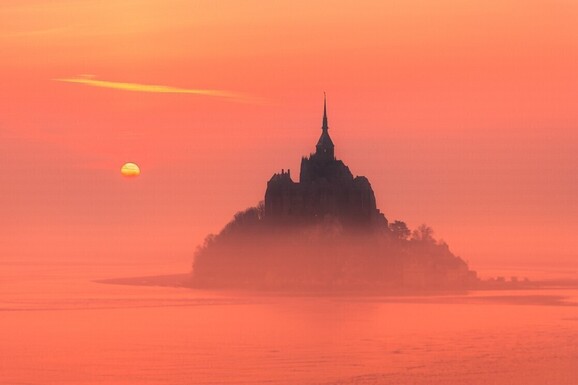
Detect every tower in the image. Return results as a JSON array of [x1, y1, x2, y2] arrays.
[[266, 95, 384, 226], [315, 93, 335, 160]]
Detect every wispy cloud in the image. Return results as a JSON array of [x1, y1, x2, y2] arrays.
[[54, 75, 253, 102]]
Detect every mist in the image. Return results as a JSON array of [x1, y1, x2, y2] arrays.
[[192, 203, 476, 291]]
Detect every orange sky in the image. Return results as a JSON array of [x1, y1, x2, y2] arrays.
[[1, 0, 577, 271]]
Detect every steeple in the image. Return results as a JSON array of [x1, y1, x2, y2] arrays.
[[322, 92, 328, 130], [315, 93, 335, 159]]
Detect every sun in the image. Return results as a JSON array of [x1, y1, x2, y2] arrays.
[[121, 162, 140, 177]]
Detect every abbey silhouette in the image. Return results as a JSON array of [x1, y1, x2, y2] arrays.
[[192, 96, 477, 290], [265, 95, 387, 227]]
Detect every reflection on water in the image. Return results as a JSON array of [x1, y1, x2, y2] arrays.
[[1, 260, 577, 385]]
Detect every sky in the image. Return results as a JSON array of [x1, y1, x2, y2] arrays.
[[1, 0, 577, 271]]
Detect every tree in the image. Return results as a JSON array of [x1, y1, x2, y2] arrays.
[[411, 224, 435, 243], [219, 204, 264, 237], [256, 201, 265, 220], [389, 220, 411, 240]]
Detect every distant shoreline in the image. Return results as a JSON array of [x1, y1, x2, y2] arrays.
[[95, 274, 193, 288], [95, 273, 578, 295]]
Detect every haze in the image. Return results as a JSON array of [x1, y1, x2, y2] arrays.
[[1, 0, 577, 271], [2, 2, 578, 384]]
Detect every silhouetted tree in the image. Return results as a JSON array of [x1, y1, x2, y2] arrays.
[[389, 220, 411, 240], [411, 224, 435, 243], [256, 201, 265, 220], [219, 204, 265, 237]]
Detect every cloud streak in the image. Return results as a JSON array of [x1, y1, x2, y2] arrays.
[[54, 76, 251, 101]]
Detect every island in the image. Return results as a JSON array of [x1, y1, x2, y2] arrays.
[[192, 97, 479, 291]]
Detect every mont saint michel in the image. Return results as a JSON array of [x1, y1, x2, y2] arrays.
[[192, 98, 478, 290], [264, 97, 386, 228]]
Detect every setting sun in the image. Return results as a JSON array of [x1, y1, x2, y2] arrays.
[[120, 162, 140, 177]]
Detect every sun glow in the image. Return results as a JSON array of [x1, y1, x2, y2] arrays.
[[121, 162, 140, 177]]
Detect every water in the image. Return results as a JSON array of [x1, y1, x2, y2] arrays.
[[1, 259, 578, 385]]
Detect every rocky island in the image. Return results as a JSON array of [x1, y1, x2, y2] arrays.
[[192, 97, 478, 291]]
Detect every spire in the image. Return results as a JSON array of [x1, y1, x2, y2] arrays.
[[316, 93, 335, 159], [322, 92, 328, 131]]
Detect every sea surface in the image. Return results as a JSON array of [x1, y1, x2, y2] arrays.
[[1, 258, 578, 385]]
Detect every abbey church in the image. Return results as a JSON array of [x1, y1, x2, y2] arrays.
[[265, 97, 387, 227], [192, 97, 477, 290]]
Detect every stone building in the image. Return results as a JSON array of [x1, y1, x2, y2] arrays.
[[264, 97, 387, 227]]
